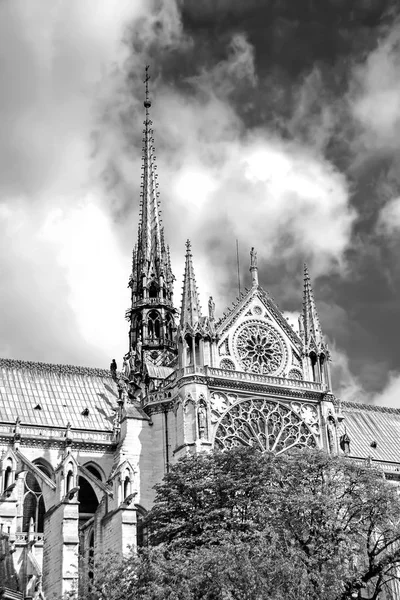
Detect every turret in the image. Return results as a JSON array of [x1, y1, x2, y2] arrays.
[[177, 241, 218, 369]]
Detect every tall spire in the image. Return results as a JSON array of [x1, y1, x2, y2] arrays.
[[302, 263, 324, 349], [130, 66, 174, 305], [180, 240, 201, 327], [126, 67, 177, 373]]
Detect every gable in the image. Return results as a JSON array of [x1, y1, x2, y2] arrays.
[[216, 287, 303, 379]]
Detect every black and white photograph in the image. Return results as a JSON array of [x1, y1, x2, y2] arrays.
[[2, 1, 400, 598]]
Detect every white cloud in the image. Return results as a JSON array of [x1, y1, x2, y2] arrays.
[[0, 0, 356, 367], [372, 372, 400, 408], [349, 22, 400, 154], [377, 196, 400, 233], [330, 344, 366, 404]]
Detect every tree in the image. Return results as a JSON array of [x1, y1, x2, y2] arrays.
[[87, 447, 400, 600]]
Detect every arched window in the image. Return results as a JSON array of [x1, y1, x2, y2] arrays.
[[319, 353, 326, 384], [149, 282, 158, 299], [148, 311, 161, 340], [66, 469, 74, 494], [3, 466, 12, 492], [78, 477, 99, 527], [124, 476, 130, 500], [136, 506, 148, 548], [22, 473, 45, 533], [309, 351, 318, 381], [165, 315, 174, 341]]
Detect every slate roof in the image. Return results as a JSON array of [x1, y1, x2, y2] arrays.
[[145, 362, 175, 380], [0, 358, 119, 431], [342, 401, 400, 464]]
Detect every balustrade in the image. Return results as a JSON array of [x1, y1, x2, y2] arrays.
[[177, 365, 322, 392]]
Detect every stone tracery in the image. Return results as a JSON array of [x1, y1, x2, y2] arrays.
[[234, 321, 285, 375], [215, 398, 317, 454]]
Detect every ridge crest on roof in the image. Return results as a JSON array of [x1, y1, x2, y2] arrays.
[[340, 399, 400, 415], [0, 358, 113, 379]]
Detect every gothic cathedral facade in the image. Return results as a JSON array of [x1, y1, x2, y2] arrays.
[[1, 77, 400, 600]]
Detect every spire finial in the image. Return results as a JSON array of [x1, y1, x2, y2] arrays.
[[181, 240, 201, 327], [249, 247, 259, 287], [302, 262, 323, 347], [144, 65, 151, 110]]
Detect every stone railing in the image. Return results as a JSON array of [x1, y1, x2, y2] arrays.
[[177, 366, 323, 393], [13, 532, 44, 544]]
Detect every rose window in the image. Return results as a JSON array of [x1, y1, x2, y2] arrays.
[[215, 398, 317, 454], [234, 322, 285, 375]]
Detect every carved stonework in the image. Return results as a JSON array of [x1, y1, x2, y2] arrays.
[[218, 339, 230, 357], [219, 358, 235, 371], [214, 398, 317, 453], [233, 321, 286, 375], [291, 353, 302, 369], [290, 402, 319, 436], [210, 392, 237, 423], [288, 368, 303, 381]]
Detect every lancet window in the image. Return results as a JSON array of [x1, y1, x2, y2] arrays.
[[148, 310, 161, 340], [22, 472, 45, 533]]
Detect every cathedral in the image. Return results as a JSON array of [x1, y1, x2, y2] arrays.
[[1, 75, 400, 600]]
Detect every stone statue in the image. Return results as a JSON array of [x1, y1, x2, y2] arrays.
[[198, 404, 208, 440], [122, 354, 131, 380], [208, 296, 215, 320], [110, 359, 117, 379], [250, 247, 257, 268], [136, 335, 142, 361], [117, 378, 128, 403]]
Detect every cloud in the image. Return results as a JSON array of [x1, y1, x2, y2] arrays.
[[0, 0, 152, 365], [0, 0, 356, 369], [377, 195, 400, 233], [349, 20, 400, 156], [330, 344, 366, 404], [372, 371, 400, 408]]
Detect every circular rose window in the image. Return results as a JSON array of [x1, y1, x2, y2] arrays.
[[233, 321, 285, 375]]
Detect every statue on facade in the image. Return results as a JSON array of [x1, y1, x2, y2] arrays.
[[122, 354, 131, 380], [117, 378, 128, 404], [198, 403, 208, 440], [110, 359, 117, 380], [136, 335, 143, 365], [208, 296, 215, 320]]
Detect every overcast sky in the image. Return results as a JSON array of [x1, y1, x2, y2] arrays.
[[1, 0, 400, 407]]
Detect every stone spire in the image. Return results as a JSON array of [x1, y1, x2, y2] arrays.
[[131, 66, 174, 305], [180, 240, 201, 327], [125, 67, 177, 372], [302, 263, 324, 349]]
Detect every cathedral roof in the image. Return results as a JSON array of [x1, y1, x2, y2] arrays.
[[0, 358, 118, 431], [342, 400, 400, 464]]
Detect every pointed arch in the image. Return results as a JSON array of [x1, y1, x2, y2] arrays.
[[22, 472, 45, 533]]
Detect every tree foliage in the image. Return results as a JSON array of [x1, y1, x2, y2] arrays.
[[87, 448, 400, 600]]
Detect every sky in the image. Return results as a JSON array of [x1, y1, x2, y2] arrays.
[[1, 0, 400, 407]]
